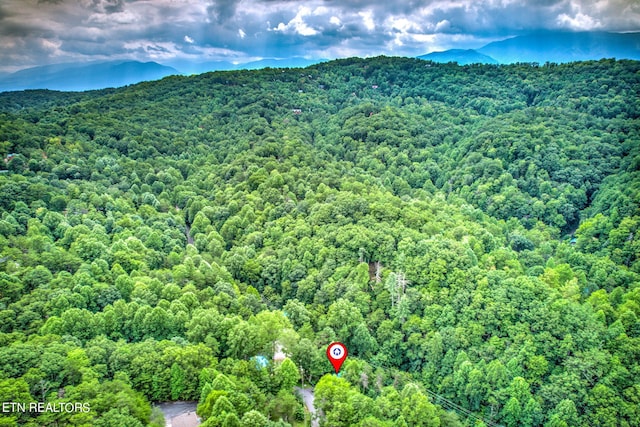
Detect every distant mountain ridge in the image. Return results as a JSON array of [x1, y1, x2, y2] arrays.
[[3, 31, 639, 92], [478, 31, 640, 63], [0, 61, 178, 92], [0, 58, 326, 92], [420, 31, 640, 65], [168, 57, 327, 75], [418, 49, 498, 65]]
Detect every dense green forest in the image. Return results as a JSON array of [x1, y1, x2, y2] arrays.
[[0, 57, 638, 427]]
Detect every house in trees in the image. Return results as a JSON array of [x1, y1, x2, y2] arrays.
[[252, 355, 269, 369], [273, 342, 288, 363]]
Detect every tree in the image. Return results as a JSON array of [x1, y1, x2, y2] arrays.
[[290, 338, 324, 385], [323, 298, 364, 349], [267, 390, 298, 423], [199, 390, 230, 421], [275, 358, 300, 391], [240, 410, 269, 427], [521, 397, 543, 427], [400, 384, 440, 427], [226, 321, 258, 360], [250, 310, 291, 358], [0, 273, 23, 305], [315, 375, 357, 425], [0, 378, 32, 425], [94, 409, 145, 427], [585, 384, 625, 427], [222, 412, 242, 427], [501, 397, 521, 427], [170, 362, 185, 400], [211, 396, 236, 420], [545, 399, 579, 427]]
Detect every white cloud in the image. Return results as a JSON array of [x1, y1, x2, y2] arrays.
[[272, 6, 318, 36], [359, 10, 375, 31], [41, 38, 62, 53], [412, 34, 438, 44], [184, 35, 194, 44], [86, 10, 139, 25], [238, 29, 246, 39], [387, 17, 419, 33], [435, 19, 451, 32], [557, 12, 602, 30]]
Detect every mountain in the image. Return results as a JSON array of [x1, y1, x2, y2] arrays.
[[168, 57, 327, 75], [0, 60, 178, 92], [163, 60, 238, 75], [477, 31, 640, 63], [241, 57, 326, 70], [418, 49, 498, 65], [1, 57, 327, 92], [0, 57, 638, 427]]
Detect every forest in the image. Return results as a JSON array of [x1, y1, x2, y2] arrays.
[[0, 56, 638, 427]]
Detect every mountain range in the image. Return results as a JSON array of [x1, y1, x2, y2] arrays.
[[421, 31, 640, 65], [166, 57, 326, 75], [0, 58, 325, 93], [0, 61, 178, 92], [477, 31, 640, 64], [418, 49, 498, 65], [0, 31, 638, 92]]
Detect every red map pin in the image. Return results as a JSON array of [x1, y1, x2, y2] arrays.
[[326, 342, 348, 373]]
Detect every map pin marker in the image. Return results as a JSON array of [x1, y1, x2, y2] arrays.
[[326, 342, 348, 374]]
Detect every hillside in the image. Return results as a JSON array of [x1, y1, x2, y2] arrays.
[[0, 57, 639, 427], [0, 59, 326, 92], [418, 49, 498, 65], [168, 57, 327, 75]]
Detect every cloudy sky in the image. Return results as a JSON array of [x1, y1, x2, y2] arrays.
[[1, 0, 639, 72]]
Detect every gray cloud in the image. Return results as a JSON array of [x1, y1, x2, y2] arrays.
[[0, 0, 638, 72], [87, 0, 126, 14], [208, 0, 240, 24]]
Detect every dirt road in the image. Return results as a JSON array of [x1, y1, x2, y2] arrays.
[[295, 387, 319, 427], [155, 401, 199, 427]]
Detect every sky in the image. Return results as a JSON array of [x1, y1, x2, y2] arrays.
[[0, 0, 639, 73]]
